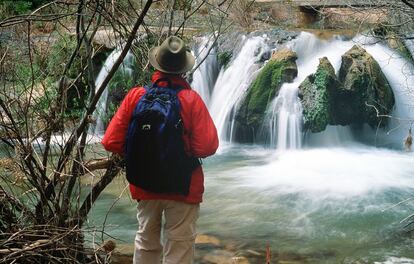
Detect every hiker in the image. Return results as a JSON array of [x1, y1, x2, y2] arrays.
[[101, 36, 219, 264]]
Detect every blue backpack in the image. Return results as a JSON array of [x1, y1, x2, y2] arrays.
[[125, 78, 200, 196]]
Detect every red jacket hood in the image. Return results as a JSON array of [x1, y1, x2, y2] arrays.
[[151, 71, 192, 90]]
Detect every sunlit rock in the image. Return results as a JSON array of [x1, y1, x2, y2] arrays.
[[336, 45, 394, 127]]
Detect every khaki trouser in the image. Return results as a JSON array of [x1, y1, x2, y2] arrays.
[[133, 200, 200, 264]]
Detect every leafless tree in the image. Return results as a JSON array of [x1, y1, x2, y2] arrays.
[[0, 0, 230, 262]]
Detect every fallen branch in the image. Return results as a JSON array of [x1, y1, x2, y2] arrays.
[[84, 158, 112, 172], [78, 154, 124, 225]]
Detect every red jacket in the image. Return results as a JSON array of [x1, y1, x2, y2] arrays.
[[102, 71, 219, 204]]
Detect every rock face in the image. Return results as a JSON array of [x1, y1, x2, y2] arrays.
[[234, 48, 298, 142], [299, 45, 395, 132], [298, 57, 340, 133], [336, 45, 394, 127]]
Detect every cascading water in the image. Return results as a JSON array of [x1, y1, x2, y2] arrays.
[[363, 42, 414, 146], [209, 36, 270, 141], [191, 36, 219, 105], [268, 32, 356, 149], [91, 49, 134, 135], [405, 37, 414, 57], [269, 82, 303, 150]]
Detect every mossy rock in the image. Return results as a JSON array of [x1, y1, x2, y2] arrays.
[[336, 45, 394, 127], [298, 57, 340, 133], [234, 48, 298, 142]]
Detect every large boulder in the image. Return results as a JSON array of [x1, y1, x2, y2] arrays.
[[298, 57, 340, 133], [234, 48, 298, 142], [335, 45, 394, 127]]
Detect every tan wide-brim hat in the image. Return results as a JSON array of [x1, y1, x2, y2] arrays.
[[149, 36, 195, 74]]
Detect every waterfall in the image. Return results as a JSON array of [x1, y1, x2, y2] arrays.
[[269, 82, 303, 149], [88, 32, 414, 149], [91, 49, 134, 135], [191, 36, 219, 105], [266, 32, 414, 149], [363, 43, 414, 147], [209, 36, 270, 141], [267, 32, 355, 150]]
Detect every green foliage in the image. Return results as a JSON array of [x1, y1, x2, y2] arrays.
[[65, 92, 86, 119], [47, 34, 85, 80], [34, 79, 57, 113], [1, 1, 31, 19], [10, 56, 45, 97], [44, 34, 88, 120], [0, 0, 51, 19], [217, 51, 232, 69], [102, 56, 143, 124]]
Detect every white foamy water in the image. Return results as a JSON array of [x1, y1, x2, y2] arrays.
[[375, 257, 414, 264], [405, 37, 414, 58], [237, 147, 414, 198], [209, 36, 270, 141], [363, 43, 414, 147], [191, 36, 219, 105]]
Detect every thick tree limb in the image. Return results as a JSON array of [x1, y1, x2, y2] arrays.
[[78, 154, 123, 226], [401, 0, 414, 10], [84, 158, 112, 172]]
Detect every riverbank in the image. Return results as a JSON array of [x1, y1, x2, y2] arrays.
[[109, 233, 331, 264]]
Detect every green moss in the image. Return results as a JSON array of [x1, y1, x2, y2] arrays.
[[237, 59, 296, 132], [300, 58, 337, 133]]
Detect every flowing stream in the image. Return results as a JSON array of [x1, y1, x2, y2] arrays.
[[87, 32, 414, 263]]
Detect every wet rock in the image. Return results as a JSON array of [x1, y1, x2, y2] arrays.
[[259, 50, 271, 63], [234, 48, 298, 142], [232, 256, 250, 264], [110, 253, 132, 264], [93, 29, 119, 50], [336, 45, 394, 127], [203, 249, 249, 264], [298, 57, 340, 132], [196, 234, 221, 249]]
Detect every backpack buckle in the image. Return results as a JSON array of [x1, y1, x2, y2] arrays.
[[175, 119, 183, 129]]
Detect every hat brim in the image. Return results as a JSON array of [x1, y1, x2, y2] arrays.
[[148, 46, 195, 74]]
